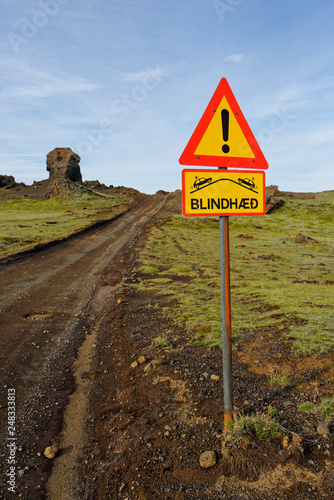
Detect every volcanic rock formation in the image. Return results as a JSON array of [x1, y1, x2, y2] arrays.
[[46, 147, 82, 182], [0, 175, 16, 188]]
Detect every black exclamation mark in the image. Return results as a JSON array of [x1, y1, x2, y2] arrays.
[[221, 109, 230, 153]]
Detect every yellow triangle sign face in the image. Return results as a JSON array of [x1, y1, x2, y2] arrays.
[[179, 78, 268, 170], [194, 96, 255, 159]]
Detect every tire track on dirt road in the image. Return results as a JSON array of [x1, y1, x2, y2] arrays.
[[0, 193, 167, 499]]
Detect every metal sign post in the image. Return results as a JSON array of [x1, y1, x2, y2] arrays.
[[219, 214, 233, 430]]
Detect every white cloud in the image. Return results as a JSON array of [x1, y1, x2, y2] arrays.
[[121, 65, 164, 82], [224, 54, 244, 63], [0, 80, 98, 100], [0, 55, 98, 98]]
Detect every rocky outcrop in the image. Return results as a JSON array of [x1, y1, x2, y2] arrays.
[[265, 195, 285, 214], [266, 185, 315, 200], [46, 148, 82, 182], [83, 180, 108, 190], [0, 175, 16, 188], [266, 185, 281, 197], [265, 184, 316, 214], [44, 178, 74, 199], [265, 186, 285, 213]]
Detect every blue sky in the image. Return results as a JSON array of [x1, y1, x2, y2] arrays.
[[0, 0, 333, 194]]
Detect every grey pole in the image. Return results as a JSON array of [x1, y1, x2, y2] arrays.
[[219, 214, 233, 430]]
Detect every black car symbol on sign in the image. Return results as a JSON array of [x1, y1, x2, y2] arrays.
[[193, 177, 212, 190], [238, 178, 255, 189]]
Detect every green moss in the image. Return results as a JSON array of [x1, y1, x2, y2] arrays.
[[137, 265, 160, 274], [134, 191, 334, 354], [143, 278, 173, 284]]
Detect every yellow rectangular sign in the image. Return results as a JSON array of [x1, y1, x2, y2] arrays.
[[182, 169, 266, 217]]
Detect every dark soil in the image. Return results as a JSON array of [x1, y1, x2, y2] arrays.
[[83, 222, 334, 499]]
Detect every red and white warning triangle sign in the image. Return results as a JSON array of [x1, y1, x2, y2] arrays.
[[179, 78, 268, 170]]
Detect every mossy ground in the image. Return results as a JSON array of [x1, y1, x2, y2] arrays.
[[134, 192, 334, 356], [0, 189, 129, 258]]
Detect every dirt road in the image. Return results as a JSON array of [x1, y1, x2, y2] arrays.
[[0, 193, 167, 499]]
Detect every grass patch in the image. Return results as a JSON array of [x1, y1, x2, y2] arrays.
[[267, 405, 279, 417], [298, 403, 315, 412], [317, 397, 334, 423], [224, 412, 281, 444], [298, 397, 334, 424], [134, 191, 334, 354], [287, 314, 334, 355], [189, 340, 206, 347], [153, 336, 172, 348], [221, 412, 282, 479], [268, 370, 295, 387], [0, 188, 129, 258]]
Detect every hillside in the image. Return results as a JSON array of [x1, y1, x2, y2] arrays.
[[0, 179, 141, 259]]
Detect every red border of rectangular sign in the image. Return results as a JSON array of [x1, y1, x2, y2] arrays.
[[179, 78, 268, 170], [182, 169, 266, 217]]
